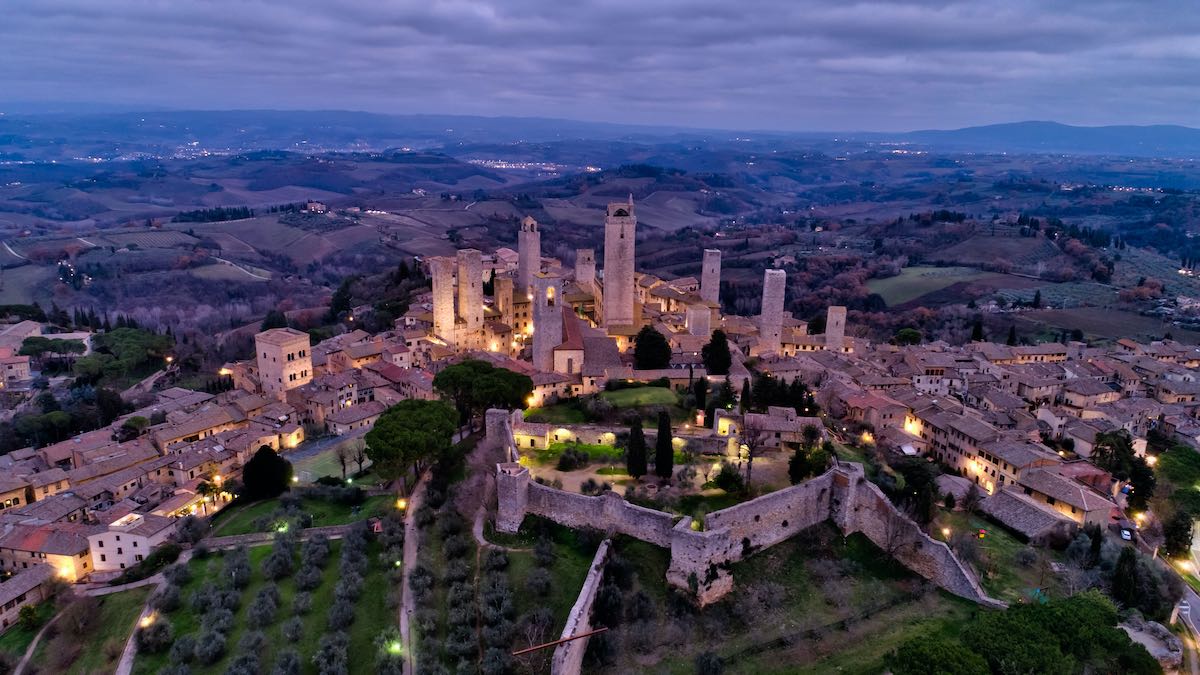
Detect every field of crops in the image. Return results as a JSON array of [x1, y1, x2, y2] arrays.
[[101, 230, 199, 249], [0, 264, 56, 304]]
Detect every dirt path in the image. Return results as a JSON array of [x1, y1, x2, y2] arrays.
[[399, 471, 430, 675], [12, 610, 62, 675]]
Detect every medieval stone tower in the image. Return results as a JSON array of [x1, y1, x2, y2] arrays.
[[758, 269, 786, 354], [825, 305, 847, 352], [518, 216, 540, 295], [575, 248, 596, 288], [430, 256, 456, 340], [700, 249, 722, 305], [602, 197, 636, 329], [456, 249, 483, 338], [532, 274, 564, 372]]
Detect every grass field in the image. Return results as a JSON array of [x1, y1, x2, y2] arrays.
[[0, 264, 55, 304], [210, 494, 394, 536], [0, 600, 56, 662], [867, 266, 1001, 306], [599, 387, 678, 408], [189, 262, 269, 282], [28, 587, 150, 675], [133, 539, 393, 675], [290, 440, 373, 482], [524, 403, 586, 424], [1020, 307, 1200, 343], [931, 509, 1063, 604], [595, 526, 976, 674]]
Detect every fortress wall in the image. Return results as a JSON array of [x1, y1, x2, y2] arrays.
[[702, 471, 836, 554], [550, 540, 611, 675]]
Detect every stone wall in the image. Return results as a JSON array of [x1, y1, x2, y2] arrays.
[[550, 539, 611, 675], [489, 409, 1005, 610]]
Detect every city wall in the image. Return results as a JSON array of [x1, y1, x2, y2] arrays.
[[490, 409, 1005, 613], [549, 539, 611, 675]]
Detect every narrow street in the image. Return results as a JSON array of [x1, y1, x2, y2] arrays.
[[399, 471, 430, 675]]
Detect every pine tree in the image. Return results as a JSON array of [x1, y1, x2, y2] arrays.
[[626, 419, 647, 479], [654, 411, 673, 480]]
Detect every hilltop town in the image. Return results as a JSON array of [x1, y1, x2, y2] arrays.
[[0, 196, 1194, 673]]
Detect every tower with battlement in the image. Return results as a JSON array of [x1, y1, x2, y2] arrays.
[[532, 274, 564, 372], [430, 256, 456, 341], [456, 248, 483, 339]]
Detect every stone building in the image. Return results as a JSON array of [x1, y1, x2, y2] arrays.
[[602, 197, 637, 329], [255, 328, 312, 400]]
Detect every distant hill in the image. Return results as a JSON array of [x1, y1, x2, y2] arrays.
[[3, 109, 1200, 160], [873, 121, 1200, 158]]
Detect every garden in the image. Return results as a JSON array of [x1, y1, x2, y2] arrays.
[[16, 587, 150, 674], [209, 486, 395, 537], [133, 517, 403, 675]]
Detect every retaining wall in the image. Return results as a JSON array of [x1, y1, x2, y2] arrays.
[[489, 409, 1004, 612], [550, 540, 611, 675]]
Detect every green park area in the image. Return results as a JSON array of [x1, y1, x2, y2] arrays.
[[599, 386, 678, 408], [16, 587, 150, 674], [133, 523, 399, 675], [210, 492, 395, 536]]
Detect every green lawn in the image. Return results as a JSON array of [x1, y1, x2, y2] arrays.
[[932, 509, 1062, 604], [210, 494, 394, 536], [134, 539, 393, 675], [525, 403, 587, 424], [600, 387, 678, 408], [532, 441, 624, 467], [30, 587, 151, 675], [0, 600, 56, 662], [290, 442, 373, 483], [867, 266, 997, 306]]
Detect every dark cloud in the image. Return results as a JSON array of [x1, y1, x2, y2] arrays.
[[2, 0, 1198, 130]]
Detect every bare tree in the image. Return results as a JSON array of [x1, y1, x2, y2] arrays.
[[335, 442, 349, 481], [739, 414, 768, 490], [351, 439, 367, 475]]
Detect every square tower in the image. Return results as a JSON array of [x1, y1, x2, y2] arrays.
[[430, 256, 456, 341], [700, 249, 722, 305], [825, 305, 847, 352], [517, 216, 541, 295], [758, 269, 787, 354], [456, 248, 483, 335], [532, 274, 565, 372], [602, 197, 637, 329], [255, 328, 312, 400], [575, 248, 596, 287]]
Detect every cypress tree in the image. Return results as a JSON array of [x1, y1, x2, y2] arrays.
[[654, 411, 673, 481], [1006, 325, 1017, 346], [626, 419, 647, 479], [739, 378, 752, 413]]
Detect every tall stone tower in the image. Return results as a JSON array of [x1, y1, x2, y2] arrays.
[[758, 269, 787, 354], [575, 248, 596, 287], [532, 274, 564, 372], [700, 249, 722, 305], [495, 275, 514, 326], [518, 216, 540, 295], [255, 328, 312, 401], [825, 305, 847, 352], [430, 256, 456, 341], [456, 248, 483, 336], [686, 304, 711, 337], [602, 197, 636, 329]]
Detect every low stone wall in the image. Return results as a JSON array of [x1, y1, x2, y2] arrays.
[[550, 540, 611, 675], [489, 409, 1005, 612]]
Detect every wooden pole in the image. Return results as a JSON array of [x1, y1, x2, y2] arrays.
[[511, 627, 609, 657]]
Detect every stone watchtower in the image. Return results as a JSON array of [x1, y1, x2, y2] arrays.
[[700, 248, 722, 305], [255, 327, 312, 401], [430, 256, 457, 342], [825, 305, 847, 352], [758, 268, 786, 353], [518, 216, 541, 296], [602, 197, 637, 329], [532, 274, 565, 372], [575, 248, 596, 287], [456, 248, 483, 337]]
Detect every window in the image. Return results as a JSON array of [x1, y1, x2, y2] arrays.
[[98, 540, 104, 548], [100, 554, 106, 562]]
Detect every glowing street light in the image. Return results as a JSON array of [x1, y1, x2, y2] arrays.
[[941, 527, 951, 539], [396, 498, 408, 511]]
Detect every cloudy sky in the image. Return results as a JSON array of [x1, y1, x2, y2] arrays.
[[3, 0, 1198, 131]]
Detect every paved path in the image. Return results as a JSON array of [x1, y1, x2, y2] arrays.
[[399, 471, 430, 675], [13, 609, 62, 675], [1, 241, 27, 260]]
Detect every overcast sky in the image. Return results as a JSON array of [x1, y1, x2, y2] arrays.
[[3, 0, 1198, 131]]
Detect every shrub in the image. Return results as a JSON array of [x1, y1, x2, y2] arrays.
[[282, 616, 304, 642], [238, 630, 266, 653], [443, 534, 470, 559], [713, 463, 745, 493], [481, 647, 512, 675], [694, 651, 724, 675], [227, 653, 259, 675], [312, 630, 349, 675], [444, 559, 471, 583], [533, 538, 556, 567], [295, 564, 323, 591], [272, 648, 301, 675], [163, 563, 192, 586], [202, 608, 235, 634], [262, 549, 295, 580], [414, 505, 435, 529], [110, 543, 182, 585], [169, 633, 196, 664], [483, 549, 509, 572], [193, 630, 227, 665], [556, 448, 590, 472], [327, 598, 355, 630], [135, 619, 175, 654], [302, 535, 331, 568], [248, 587, 280, 624], [436, 512, 465, 539], [293, 591, 313, 614], [152, 583, 181, 612], [526, 567, 552, 596]]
